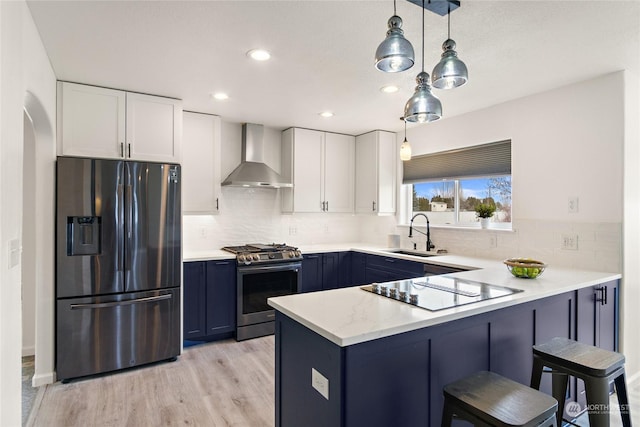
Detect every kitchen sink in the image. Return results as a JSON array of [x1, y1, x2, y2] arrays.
[[383, 249, 438, 258]]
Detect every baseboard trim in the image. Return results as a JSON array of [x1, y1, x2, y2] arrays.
[[32, 372, 55, 387], [22, 346, 35, 357]]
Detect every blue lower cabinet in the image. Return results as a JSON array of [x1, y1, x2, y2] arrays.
[[205, 260, 236, 336], [183, 261, 207, 339], [350, 252, 367, 286], [301, 252, 353, 292], [301, 254, 323, 293], [183, 260, 236, 343], [274, 283, 617, 427], [364, 254, 424, 283]]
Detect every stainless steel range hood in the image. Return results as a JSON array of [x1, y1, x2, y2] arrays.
[[221, 123, 292, 188]]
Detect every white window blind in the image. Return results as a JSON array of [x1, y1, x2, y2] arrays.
[[402, 140, 511, 184]]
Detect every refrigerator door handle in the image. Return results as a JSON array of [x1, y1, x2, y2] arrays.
[[117, 183, 124, 273], [126, 184, 133, 239], [70, 294, 172, 310]]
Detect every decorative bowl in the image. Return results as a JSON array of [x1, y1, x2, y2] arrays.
[[503, 258, 547, 279]]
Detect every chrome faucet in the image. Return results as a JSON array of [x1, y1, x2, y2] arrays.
[[408, 213, 435, 251]]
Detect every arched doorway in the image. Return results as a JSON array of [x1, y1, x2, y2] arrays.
[[23, 92, 56, 390]]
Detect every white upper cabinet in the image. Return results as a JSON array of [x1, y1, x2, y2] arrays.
[[281, 128, 355, 213], [126, 92, 181, 163], [182, 112, 221, 214], [58, 82, 182, 163], [355, 130, 396, 214]]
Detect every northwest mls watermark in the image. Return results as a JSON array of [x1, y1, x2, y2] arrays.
[[565, 401, 630, 418]]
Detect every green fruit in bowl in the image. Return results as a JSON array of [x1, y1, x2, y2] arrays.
[[528, 268, 540, 278]]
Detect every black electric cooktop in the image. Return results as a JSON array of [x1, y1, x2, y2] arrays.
[[361, 276, 523, 311]]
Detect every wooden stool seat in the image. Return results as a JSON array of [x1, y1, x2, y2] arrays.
[[530, 337, 631, 427], [442, 371, 558, 427]]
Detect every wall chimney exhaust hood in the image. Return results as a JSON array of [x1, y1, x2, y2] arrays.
[[221, 123, 293, 189]]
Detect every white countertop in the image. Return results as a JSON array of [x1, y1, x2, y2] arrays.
[[268, 262, 620, 347], [183, 249, 234, 262]]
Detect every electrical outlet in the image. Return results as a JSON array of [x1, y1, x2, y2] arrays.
[[561, 234, 578, 250], [568, 197, 579, 213], [488, 234, 497, 248], [200, 227, 207, 239], [311, 368, 329, 400], [289, 226, 297, 235], [324, 224, 329, 234]]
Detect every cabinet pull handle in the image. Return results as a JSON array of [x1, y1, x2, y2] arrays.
[[595, 286, 606, 305], [372, 201, 376, 211], [120, 142, 125, 158], [128, 143, 132, 158], [326, 201, 329, 211], [216, 198, 219, 211]]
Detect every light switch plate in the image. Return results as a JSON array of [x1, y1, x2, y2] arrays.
[[311, 368, 329, 400]]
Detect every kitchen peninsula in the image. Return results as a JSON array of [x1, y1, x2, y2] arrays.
[[268, 255, 620, 427]]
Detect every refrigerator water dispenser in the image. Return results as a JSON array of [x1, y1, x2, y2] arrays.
[[67, 216, 101, 256]]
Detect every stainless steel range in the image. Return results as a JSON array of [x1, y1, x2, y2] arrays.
[[222, 243, 302, 340]]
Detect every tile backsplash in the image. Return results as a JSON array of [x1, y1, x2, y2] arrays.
[[184, 187, 621, 273]]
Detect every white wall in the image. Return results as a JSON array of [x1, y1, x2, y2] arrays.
[[0, 1, 57, 424], [622, 70, 640, 382], [398, 72, 640, 379], [400, 72, 625, 273]]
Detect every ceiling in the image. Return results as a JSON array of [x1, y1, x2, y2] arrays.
[[26, 0, 640, 136]]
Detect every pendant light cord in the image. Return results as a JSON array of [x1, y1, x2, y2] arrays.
[[421, 0, 425, 72], [447, 2, 451, 39], [393, 0, 397, 16]]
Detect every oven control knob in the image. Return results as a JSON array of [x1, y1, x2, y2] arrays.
[[294, 250, 301, 257], [238, 255, 246, 263], [252, 254, 260, 261]]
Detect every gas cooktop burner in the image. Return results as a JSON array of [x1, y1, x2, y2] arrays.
[[221, 243, 302, 265]]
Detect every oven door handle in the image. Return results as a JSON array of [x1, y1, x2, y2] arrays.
[[238, 263, 302, 274]]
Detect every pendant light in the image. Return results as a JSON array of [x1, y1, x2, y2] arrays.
[[375, 0, 415, 73], [432, 3, 468, 89], [404, 0, 442, 123], [400, 118, 412, 161]]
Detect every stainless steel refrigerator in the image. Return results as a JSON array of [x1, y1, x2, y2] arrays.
[[56, 157, 181, 381]]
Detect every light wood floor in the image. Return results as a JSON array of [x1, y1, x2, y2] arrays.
[[28, 336, 276, 427], [27, 335, 640, 427]]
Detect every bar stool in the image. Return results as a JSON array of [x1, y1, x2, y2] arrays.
[[442, 371, 558, 427], [530, 337, 631, 427]]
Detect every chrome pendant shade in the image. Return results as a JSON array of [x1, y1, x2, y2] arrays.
[[432, 4, 468, 89], [404, 71, 442, 123], [375, 3, 415, 72], [432, 39, 468, 89]]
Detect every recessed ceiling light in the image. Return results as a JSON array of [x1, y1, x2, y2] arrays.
[[247, 49, 271, 61], [319, 111, 334, 118], [380, 85, 400, 93], [212, 92, 229, 101]]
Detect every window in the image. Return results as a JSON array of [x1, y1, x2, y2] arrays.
[[403, 140, 512, 228], [411, 176, 511, 227]]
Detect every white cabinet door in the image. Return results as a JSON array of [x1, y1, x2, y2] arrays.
[[291, 128, 324, 213], [355, 131, 396, 214], [126, 92, 182, 163], [58, 82, 182, 162], [355, 132, 378, 213], [324, 133, 354, 212], [376, 131, 396, 214], [59, 82, 126, 159], [182, 112, 221, 214]]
